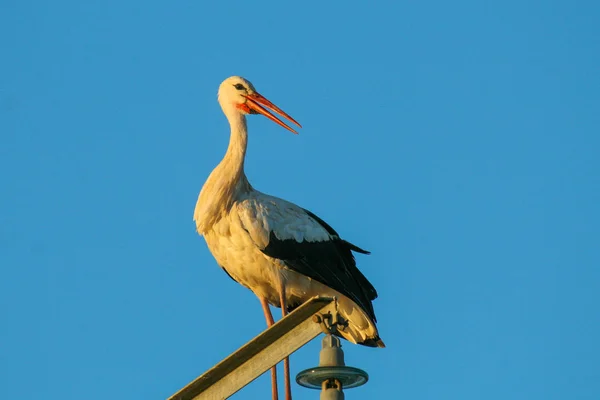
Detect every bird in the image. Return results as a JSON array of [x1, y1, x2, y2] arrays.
[[194, 76, 384, 400]]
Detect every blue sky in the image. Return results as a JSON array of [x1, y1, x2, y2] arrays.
[[1, 0, 599, 399]]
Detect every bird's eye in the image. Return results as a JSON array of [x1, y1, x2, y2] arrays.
[[233, 83, 245, 90]]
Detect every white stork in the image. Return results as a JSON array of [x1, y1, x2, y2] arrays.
[[194, 76, 384, 400]]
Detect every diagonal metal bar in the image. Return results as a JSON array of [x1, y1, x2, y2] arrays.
[[167, 296, 336, 400]]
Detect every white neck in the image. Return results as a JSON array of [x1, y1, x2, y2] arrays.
[[194, 108, 252, 234], [222, 109, 249, 175]]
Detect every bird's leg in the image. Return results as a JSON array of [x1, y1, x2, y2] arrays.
[[279, 291, 292, 400], [259, 297, 279, 400]]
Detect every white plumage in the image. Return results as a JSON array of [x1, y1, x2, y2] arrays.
[[194, 76, 383, 400]]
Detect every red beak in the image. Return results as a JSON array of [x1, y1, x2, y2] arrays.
[[242, 92, 302, 134]]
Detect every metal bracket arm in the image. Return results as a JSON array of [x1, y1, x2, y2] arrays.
[[167, 296, 338, 400]]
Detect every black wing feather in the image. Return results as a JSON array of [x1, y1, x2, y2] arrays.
[[261, 208, 378, 322]]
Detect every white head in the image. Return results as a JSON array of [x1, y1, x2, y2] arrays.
[[217, 76, 302, 134]]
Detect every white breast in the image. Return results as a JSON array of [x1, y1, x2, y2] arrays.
[[203, 209, 284, 304]]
